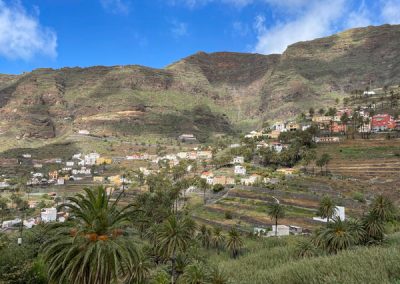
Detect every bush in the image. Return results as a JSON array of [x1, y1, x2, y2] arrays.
[[213, 184, 225, 193], [352, 192, 365, 203], [225, 211, 233, 219]]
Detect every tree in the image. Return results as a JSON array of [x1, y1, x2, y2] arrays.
[[42, 187, 142, 284], [178, 261, 209, 284], [340, 112, 350, 137], [196, 178, 210, 205], [156, 214, 196, 284], [318, 108, 325, 115], [317, 196, 336, 224], [362, 211, 385, 243], [309, 107, 315, 117], [211, 227, 225, 254], [0, 197, 8, 222], [209, 267, 230, 284], [315, 218, 356, 254], [370, 194, 396, 222], [267, 202, 285, 237], [316, 153, 331, 175], [226, 227, 243, 259], [301, 149, 316, 174], [197, 224, 212, 249], [295, 239, 319, 258]]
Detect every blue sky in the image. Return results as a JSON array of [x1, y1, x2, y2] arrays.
[[0, 0, 400, 74]]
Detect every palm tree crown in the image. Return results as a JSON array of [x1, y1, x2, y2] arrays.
[[318, 196, 336, 223], [42, 186, 141, 284], [226, 227, 243, 259], [267, 202, 285, 236]]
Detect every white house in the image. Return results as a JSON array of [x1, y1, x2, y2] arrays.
[[241, 174, 260, 186], [66, 161, 74, 167], [0, 181, 10, 188], [84, 153, 100, 166], [229, 143, 241, 148], [41, 208, 57, 223], [363, 91, 376, 96], [72, 153, 82, 159], [197, 151, 213, 160], [273, 122, 286, 132], [200, 172, 214, 185], [267, 225, 290, 237], [22, 154, 31, 158], [270, 142, 285, 153], [57, 178, 65, 185], [313, 206, 345, 222], [177, 152, 188, 159], [1, 218, 21, 228], [23, 218, 36, 229], [234, 165, 246, 175], [233, 156, 244, 164], [78, 130, 90, 135]]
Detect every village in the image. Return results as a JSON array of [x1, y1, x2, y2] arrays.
[[1, 97, 399, 238]]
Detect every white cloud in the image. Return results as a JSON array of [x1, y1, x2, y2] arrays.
[[0, 1, 57, 60], [381, 0, 400, 24], [345, 1, 373, 29], [100, 0, 130, 14], [253, 0, 346, 54], [170, 20, 189, 38]]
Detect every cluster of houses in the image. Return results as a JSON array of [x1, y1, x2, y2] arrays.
[[1, 207, 66, 230], [200, 156, 287, 187], [26, 152, 108, 186], [243, 107, 399, 146]]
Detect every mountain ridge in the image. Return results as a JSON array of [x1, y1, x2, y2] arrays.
[[0, 24, 399, 145]]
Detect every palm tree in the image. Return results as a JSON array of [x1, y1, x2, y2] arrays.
[[196, 178, 210, 205], [0, 197, 8, 222], [315, 218, 356, 254], [362, 211, 385, 243], [156, 214, 196, 284], [42, 186, 142, 284], [197, 224, 212, 249], [317, 196, 336, 224], [178, 261, 209, 284], [267, 202, 285, 237], [295, 239, 319, 258], [209, 267, 230, 284], [346, 218, 366, 245], [125, 253, 151, 284], [226, 227, 243, 259], [370, 194, 396, 222], [211, 227, 225, 254]]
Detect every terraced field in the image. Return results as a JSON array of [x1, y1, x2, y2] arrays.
[[193, 177, 372, 231], [315, 138, 400, 181]]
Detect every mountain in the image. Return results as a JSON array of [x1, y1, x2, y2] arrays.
[[0, 24, 399, 147]]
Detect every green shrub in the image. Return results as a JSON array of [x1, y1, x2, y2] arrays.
[[352, 192, 366, 203], [213, 184, 225, 193], [225, 211, 233, 219]]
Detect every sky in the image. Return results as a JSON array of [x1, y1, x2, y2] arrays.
[[0, 0, 400, 74]]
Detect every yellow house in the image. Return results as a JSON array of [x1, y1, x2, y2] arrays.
[[287, 122, 300, 132], [109, 175, 122, 186], [93, 176, 105, 183], [96, 157, 112, 165], [268, 130, 280, 139], [277, 168, 297, 175]]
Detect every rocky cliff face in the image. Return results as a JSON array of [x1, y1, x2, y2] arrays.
[[0, 24, 399, 140]]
